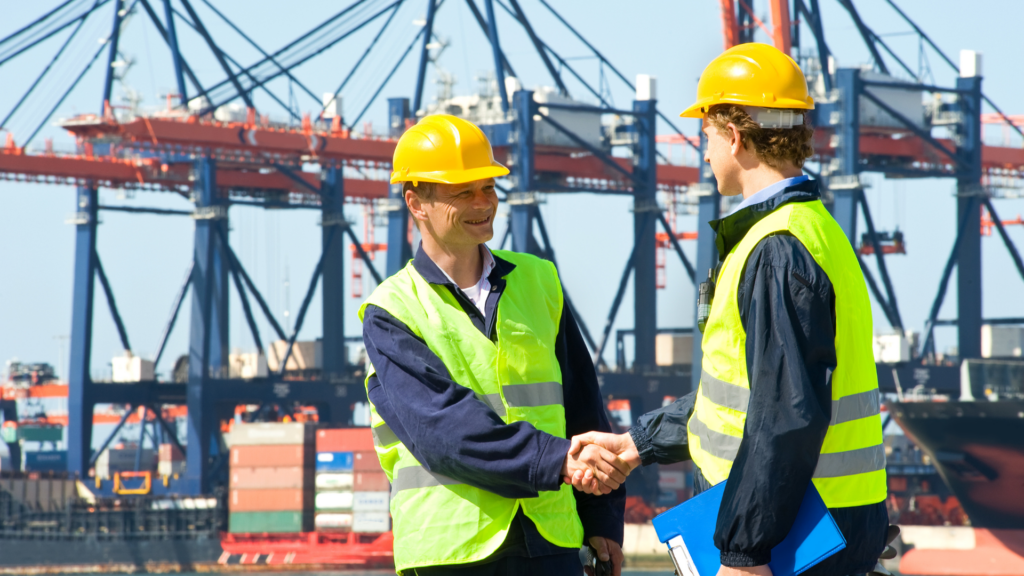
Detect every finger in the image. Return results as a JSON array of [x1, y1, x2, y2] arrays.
[[583, 468, 595, 482], [591, 537, 610, 562], [584, 567, 595, 576], [593, 459, 627, 485], [569, 436, 581, 455]]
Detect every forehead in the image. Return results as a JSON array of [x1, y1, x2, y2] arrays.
[[438, 178, 495, 194]]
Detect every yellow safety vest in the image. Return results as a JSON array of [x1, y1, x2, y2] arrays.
[[687, 199, 887, 508], [358, 250, 584, 572]]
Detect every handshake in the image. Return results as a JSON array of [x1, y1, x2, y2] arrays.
[[560, 431, 642, 495]]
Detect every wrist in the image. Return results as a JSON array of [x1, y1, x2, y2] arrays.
[[621, 433, 641, 468]]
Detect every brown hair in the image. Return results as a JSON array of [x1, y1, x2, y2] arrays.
[[706, 104, 814, 169], [403, 180, 437, 200]]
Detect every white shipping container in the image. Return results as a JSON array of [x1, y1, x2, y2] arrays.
[[981, 325, 1024, 358], [353, 491, 389, 512], [315, 513, 353, 530], [95, 448, 157, 479], [352, 511, 390, 533], [228, 422, 311, 446], [111, 355, 155, 382], [228, 352, 268, 379], [315, 491, 354, 511], [655, 334, 694, 367], [158, 460, 185, 477], [316, 473, 354, 490], [267, 340, 323, 372], [858, 71, 925, 130], [874, 334, 910, 363]]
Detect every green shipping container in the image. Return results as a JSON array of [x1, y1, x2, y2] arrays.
[[17, 426, 63, 442], [229, 511, 310, 534]]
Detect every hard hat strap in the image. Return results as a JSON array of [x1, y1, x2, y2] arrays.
[[741, 106, 805, 129]]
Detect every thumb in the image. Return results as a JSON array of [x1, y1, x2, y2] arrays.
[[590, 536, 610, 561]]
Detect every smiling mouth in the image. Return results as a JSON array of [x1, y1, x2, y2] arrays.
[[465, 215, 491, 225]]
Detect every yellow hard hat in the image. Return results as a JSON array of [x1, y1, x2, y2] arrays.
[[680, 43, 814, 119], [390, 114, 509, 185]]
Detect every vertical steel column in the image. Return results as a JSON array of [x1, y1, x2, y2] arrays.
[[386, 97, 413, 276], [831, 68, 861, 242], [412, 0, 438, 114], [102, 0, 125, 109], [184, 156, 228, 494], [484, 0, 509, 114], [510, 90, 536, 254], [691, 131, 720, 391], [321, 165, 346, 385], [163, 0, 188, 104], [67, 185, 99, 477], [632, 98, 658, 371], [956, 73, 984, 359]]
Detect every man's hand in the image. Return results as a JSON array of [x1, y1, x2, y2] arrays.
[[565, 432, 641, 492], [561, 444, 630, 495], [717, 565, 772, 576], [586, 536, 623, 576]]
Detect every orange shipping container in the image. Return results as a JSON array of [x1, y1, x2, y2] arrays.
[[317, 428, 374, 452], [353, 451, 383, 472], [231, 445, 310, 467], [353, 471, 389, 491], [230, 488, 310, 512], [230, 466, 309, 489]]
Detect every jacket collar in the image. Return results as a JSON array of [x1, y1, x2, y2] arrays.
[[708, 178, 821, 260], [412, 243, 516, 287]]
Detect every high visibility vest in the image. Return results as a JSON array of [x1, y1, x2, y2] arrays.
[[687, 199, 887, 508], [358, 250, 584, 572]]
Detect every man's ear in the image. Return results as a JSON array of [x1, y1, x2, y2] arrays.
[[726, 122, 744, 157], [406, 189, 427, 225]]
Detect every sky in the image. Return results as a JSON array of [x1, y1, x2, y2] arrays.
[[1, 0, 1023, 381]]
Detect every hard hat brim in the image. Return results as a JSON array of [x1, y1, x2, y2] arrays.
[[680, 96, 814, 119], [390, 163, 510, 185]]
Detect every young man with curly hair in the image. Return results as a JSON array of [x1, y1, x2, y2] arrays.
[[568, 43, 890, 576]]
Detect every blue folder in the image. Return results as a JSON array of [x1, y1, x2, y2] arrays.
[[652, 481, 846, 576]]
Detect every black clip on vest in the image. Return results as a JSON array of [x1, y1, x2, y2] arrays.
[[697, 268, 715, 333]]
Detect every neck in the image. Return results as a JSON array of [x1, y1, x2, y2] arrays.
[[421, 234, 483, 288], [738, 163, 804, 200]]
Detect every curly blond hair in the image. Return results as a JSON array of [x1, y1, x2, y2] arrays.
[[706, 104, 814, 169]]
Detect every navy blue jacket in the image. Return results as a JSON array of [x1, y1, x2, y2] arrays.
[[362, 246, 625, 562], [629, 180, 888, 575]]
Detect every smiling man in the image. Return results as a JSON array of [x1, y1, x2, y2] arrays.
[[359, 115, 627, 576]]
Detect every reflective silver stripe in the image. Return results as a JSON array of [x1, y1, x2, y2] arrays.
[[390, 466, 462, 497], [372, 423, 400, 447], [503, 381, 563, 408], [830, 389, 881, 426], [688, 415, 742, 462], [813, 444, 886, 479], [700, 370, 750, 412], [478, 382, 563, 419], [478, 393, 507, 418]]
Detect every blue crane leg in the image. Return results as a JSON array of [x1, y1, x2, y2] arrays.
[[957, 75, 984, 359], [386, 98, 412, 277], [184, 157, 229, 494], [632, 99, 658, 371], [321, 165, 347, 385], [67, 185, 99, 478], [511, 90, 536, 254]]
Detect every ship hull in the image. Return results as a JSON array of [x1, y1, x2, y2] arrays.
[[889, 400, 1024, 529]]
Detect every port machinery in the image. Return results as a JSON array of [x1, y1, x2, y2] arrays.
[[1, 0, 1023, 498]]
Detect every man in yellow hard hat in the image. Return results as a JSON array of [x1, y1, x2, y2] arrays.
[[567, 44, 890, 576], [359, 114, 628, 575]]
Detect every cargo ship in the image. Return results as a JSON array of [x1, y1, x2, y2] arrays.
[[887, 357, 1024, 575]]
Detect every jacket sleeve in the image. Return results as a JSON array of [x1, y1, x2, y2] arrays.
[[559, 304, 626, 546], [714, 234, 837, 567], [628, 391, 697, 467], [362, 304, 570, 499]]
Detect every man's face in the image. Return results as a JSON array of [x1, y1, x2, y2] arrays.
[[702, 117, 742, 197], [413, 178, 499, 248]]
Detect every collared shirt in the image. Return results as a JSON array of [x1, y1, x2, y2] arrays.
[[434, 245, 496, 318], [730, 174, 809, 214], [361, 245, 625, 565]]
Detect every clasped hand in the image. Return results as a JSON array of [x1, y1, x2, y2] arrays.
[[561, 432, 641, 495]]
